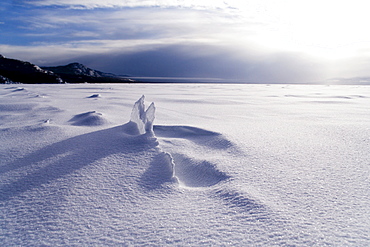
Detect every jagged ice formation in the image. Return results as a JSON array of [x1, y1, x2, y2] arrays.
[[130, 95, 155, 135]]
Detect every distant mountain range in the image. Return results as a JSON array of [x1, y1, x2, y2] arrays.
[[0, 54, 134, 84]]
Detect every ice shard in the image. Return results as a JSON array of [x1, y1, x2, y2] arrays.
[[130, 95, 156, 135]]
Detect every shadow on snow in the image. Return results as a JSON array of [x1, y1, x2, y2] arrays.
[[0, 124, 158, 201]]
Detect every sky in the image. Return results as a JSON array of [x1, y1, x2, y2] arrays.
[[1, 0, 370, 83]]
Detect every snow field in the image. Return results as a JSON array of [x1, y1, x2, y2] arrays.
[[0, 83, 369, 246]]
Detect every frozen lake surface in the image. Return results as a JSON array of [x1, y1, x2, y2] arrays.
[[0, 83, 369, 246]]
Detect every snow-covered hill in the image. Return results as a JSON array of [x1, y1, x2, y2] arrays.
[[0, 55, 133, 84], [0, 55, 63, 84], [42, 62, 122, 78]]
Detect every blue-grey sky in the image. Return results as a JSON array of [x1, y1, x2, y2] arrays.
[[1, 0, 369, 83]]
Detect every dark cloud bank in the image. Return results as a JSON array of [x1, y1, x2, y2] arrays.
[[52, 44, 324, 84]]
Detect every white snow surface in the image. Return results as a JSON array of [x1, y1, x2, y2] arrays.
[[0, 83, 369, 246]]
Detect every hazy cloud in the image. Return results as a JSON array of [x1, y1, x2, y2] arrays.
[[13, 6, 244, 42], [27, 0, 230, 10]]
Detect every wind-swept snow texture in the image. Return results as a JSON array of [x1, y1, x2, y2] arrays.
[[1, 84, 370, 246]]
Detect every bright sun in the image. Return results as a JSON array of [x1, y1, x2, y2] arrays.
[[232, 0, 370, 59]]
